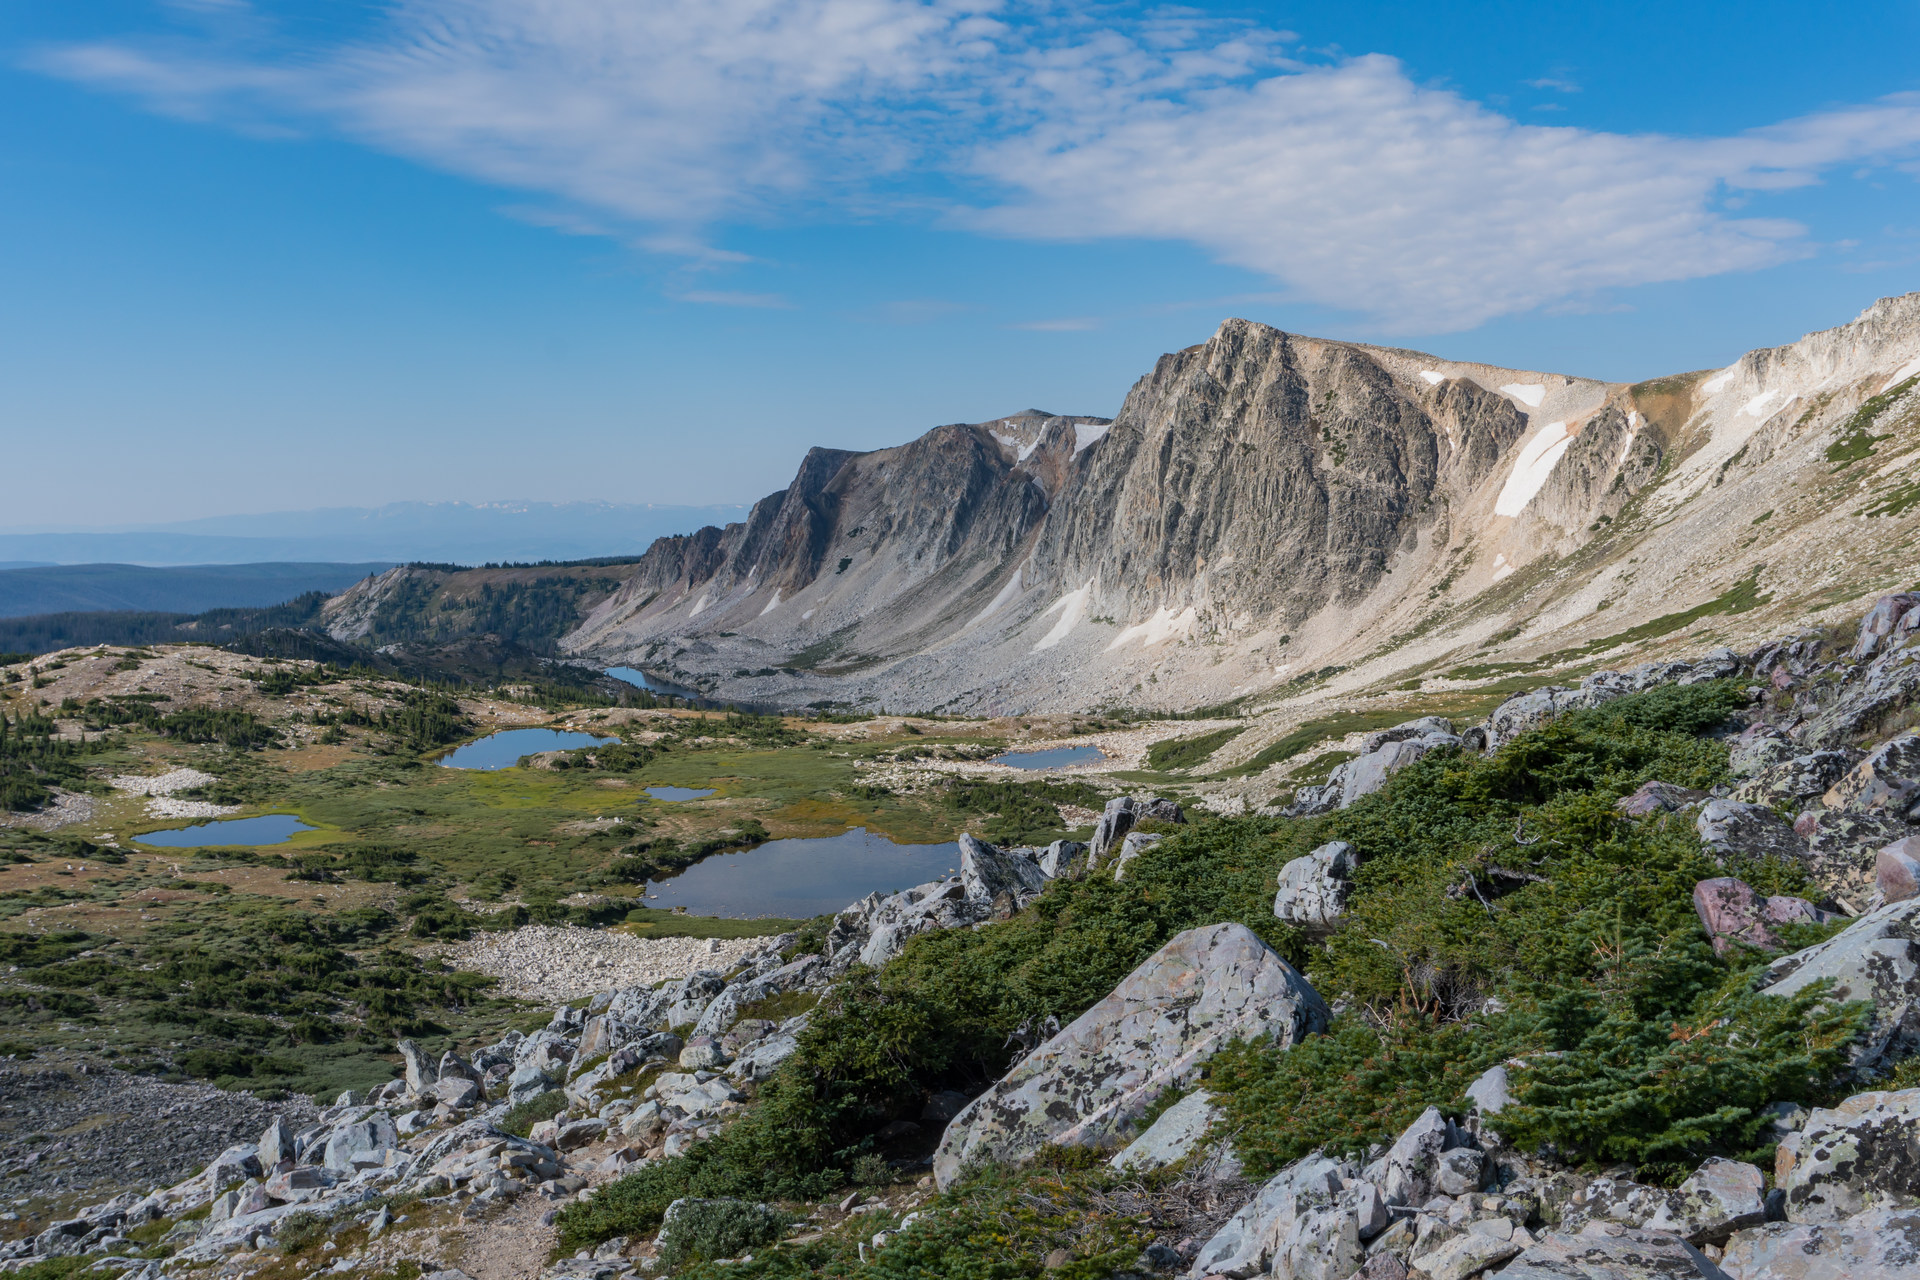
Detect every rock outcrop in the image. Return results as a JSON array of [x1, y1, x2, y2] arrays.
[[1760, 900, 1920, 1071], [1274, 840, 1359, 926], [932, 923, 1326, 1188]]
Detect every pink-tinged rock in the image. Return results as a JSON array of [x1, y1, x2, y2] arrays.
[[1848, 593, 1920, 660], [1617, 780, 1709, 817], [1693, 878, 1834, 955], [1876, 837, 1920, 904]]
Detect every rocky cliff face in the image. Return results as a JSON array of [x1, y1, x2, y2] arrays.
[[563, 294, 1920, 715]]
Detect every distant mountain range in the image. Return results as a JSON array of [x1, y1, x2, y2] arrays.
[[0, 562, 394, 620], [0, 501, 751, 567]]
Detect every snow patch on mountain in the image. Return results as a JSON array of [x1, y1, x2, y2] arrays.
[[1494, 421, 1573, 516]]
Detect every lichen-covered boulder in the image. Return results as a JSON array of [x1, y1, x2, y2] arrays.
[[1728, 724, 1796, 778], [1108, 1090, 1217, 1173], [1644, 1158, 1768, 1243], [1823, 733, 1920, 816], [1274, 841, 1358, 927], [1760, 900, 1920, 1071], [1733, 749, 1859, 808], [932, 923, 1327, 1188], [1776, 1088, 1920, 1223], [1187, 1152, 1351, 1278], [1721, 1206, 1920, 1279], [1493, 1227, 1708, 1280], [1697, 798, 1807, 864]]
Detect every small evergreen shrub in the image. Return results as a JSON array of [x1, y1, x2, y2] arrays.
[[655, 1200, 792, 1268], [500, 1089, 567, 1138]]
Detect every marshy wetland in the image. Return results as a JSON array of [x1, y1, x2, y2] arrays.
[[0, 643, 1136, 1101]]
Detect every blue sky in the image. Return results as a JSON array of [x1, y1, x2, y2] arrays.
[[2, 0, 1918, 528]]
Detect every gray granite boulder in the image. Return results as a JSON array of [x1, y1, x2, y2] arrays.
[[1089, 797, 1139, 868], [320, 1117, 396, 1173], [1109, 1091, 1217, 1173], [1760, 900, 1920, 1071], [1823, 733, 1920, 816], [960, 833, 1050, 910], [1187, 1151, 1351, 1278], [1337, 733, 1459, 808], [1464, 1064, 1513, 1117], [1696, 798, 1807, 863], [1491, 1226, 1710, 1279], [1382, 1106, 1461, 1206], [507, 1063, 557, 1105], [397, 1038, 438, 1096], [1486, 686, 1620, 750], [1274, 841, 1359, 927], [1850, 592, 1920, 660], [1721, 1206, 1920, 1279], [933, 922, 1327, 1188], [692, 953, 823, 1039], [1037, 840, 1086, 878], [1776, 1087, 1920, 1223]]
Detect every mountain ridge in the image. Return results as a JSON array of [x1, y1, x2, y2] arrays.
[[523, 293, 1918, 724]]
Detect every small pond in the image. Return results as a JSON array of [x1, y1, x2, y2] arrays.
[[643, 827, 961, 919], [646, 786, 716, 802], [438, 728, 619, 770], [135, 814, 315, 848], [604, 667, 705, 701], [993, 744, 1107, 770]]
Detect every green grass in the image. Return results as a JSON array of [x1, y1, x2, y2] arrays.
[[1861, 478, 1920, 520], [1144, 725, 1246, 771], [1226, 709, 1421, 777], [622, 908, 802, 939], [1537, 571, 1771, 664], [1826, 375, 1915, 468], [500, 1090, 568, 1137]]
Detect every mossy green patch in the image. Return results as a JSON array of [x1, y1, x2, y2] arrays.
[[1145, 726, 1246, 772]]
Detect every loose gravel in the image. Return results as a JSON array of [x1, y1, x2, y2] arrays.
[[0, 1057, 314, 1206], [441, 925, 768, 1002], [108, 769, 220, 796]]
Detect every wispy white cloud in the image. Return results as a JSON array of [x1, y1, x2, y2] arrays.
[[28, 1, 1920, 332], [1526, 76, 1580, 92]]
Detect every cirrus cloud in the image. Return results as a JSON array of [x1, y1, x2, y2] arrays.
[[28, 0, 1920, 331]]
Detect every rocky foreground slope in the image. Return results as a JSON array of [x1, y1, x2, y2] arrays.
[[543, 294, 1920, 717], [15, 595, 1920, 1279]]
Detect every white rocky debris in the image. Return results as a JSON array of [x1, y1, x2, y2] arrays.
[[109, 768, 221, 796], [442, 925, 763, 1001]]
